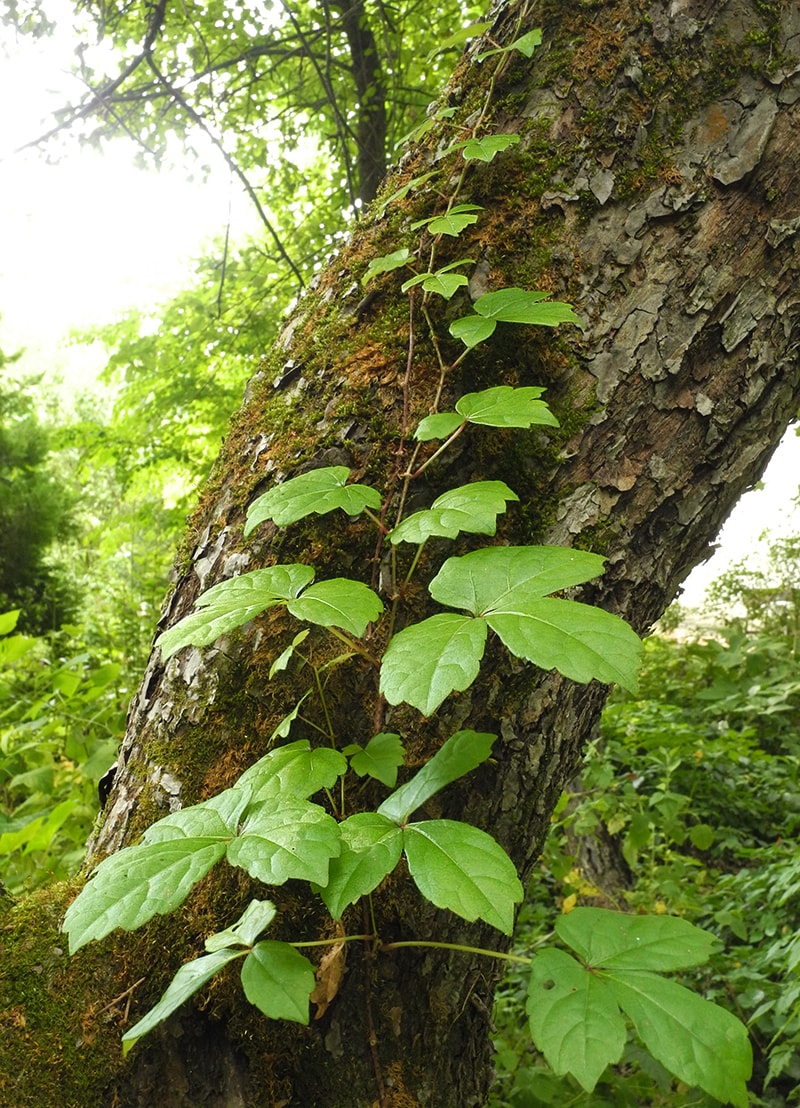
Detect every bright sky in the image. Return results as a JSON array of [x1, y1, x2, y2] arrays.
[[0, 6, 798, 609]]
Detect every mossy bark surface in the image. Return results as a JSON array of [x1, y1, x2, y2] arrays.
[[3, 2, 800, 1105]]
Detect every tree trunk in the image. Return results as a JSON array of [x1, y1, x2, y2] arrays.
[[4, 1, 800, 1105]]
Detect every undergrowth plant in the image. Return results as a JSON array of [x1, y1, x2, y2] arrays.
[[62, 23, 752, 1106]]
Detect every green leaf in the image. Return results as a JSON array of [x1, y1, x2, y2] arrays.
[[411, 204, 484, 237], [63, 833, 229, 953], [430, 546, 606, 611], [142, 805, 239, 843], [237, 740, 347, 802], [414, 412, 464, 441], [689, 822, 715, 850], [473, 287, 582, 328], [389, 481, 519, 545], [604, 971, 752, 1107], [362, 248, 411, 285], [478, 27, 542, 60], [121, 948, 244, 1055], [488, 599, 642, 691], [377, 171, 436, 215], [426, 20, 492, 60], [378, 730, 495, 824], [243, 466, 381, 533], [526, 947, 627, 1091], [379, 613, 487, 715], [347, 733, 405, 788], [455, 385, 559, 429], [319, 812, 404, 918], [269, 629, 309, 678], [286, 578, 383, 636], [403, 819, 522, 934], [418, 272, 469, 298], [556, 908, 718, 972], [205, 899, 277, 952], [449, 314, 496, 348], [428, 547, 642, 691], [156, 565, 315, 659], [227, 799, 341, 886], [462, 134, 520, 162], [0, 609, 21, 635], [241, 941, 315, 1024]]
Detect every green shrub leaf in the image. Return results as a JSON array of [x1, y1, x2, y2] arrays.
[[449, 314, 496, 348], [414, 412, 465, 441], [403, 819, 522, 934], [462, 134, 520, 162], [205, 899, 278, 952], [121, 948, 244, 1055], [526, 946, 627, 1091], [389, 481, 519, 545], [362, 248, 411, 285], [456, 385, 559, 429], [227, 799, 341, 886], [346, 733, 405, 787], [378, 730, 495, 824], [604, 971, 752, 1107], [241, 941, 315, 1024], [63, 834, 229, 952], [319, 812, 404, 917], [156, 564, 315, 659], [286, 578, 383, 635], [556, 908, 718, 971], [379, 613, 487, 715], [244, 467, 381, 533]]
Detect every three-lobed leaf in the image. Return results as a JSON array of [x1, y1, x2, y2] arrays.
[[556, 907, 718, 972], [389, 481, 519, 545], [244, 466, 381, 533], [411, 203, 484, 238], [156, 564, 315, 659], [462, 134, 520, 162], [362, 248, 411, 285], [415, 386, 558, 439], [450, 287, 582, 347], [345, 732, 405, 788]]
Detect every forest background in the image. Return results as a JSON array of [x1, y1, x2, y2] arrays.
[[2, 1, 800, 1103]]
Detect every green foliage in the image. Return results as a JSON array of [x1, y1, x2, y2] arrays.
[[0, 615, 123, 893], [0, 358, 77, 633]]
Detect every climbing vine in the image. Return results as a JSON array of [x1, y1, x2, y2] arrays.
[[63, 22, 752, 1105]]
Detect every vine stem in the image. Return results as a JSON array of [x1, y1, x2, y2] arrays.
[[382, 939, 532, 966]]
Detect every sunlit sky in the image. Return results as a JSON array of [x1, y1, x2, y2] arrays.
[[1, 6, 798, 608]]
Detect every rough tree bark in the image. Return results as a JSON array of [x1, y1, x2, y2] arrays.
[[3, 1, 800, 1106]]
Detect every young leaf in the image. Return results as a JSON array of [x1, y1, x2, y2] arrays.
[[414, 412, 464, 441], [378, 730, 495, 825], [269, 629, 310, 678], [377, 170, 436, 215], [604, 971, 752, 1107], [418, 272, 469, 299], [449, 314, 496, 348], [426, 20, 492, 60], [556, 908, 718, 972], [526, 946, 627, 1091], [411, 204, 484, 237], [388, 481, 519, 545], [455, 385, 559, 429], [241, 941, 315, 1024], [204, 899, 277, 952], [347, 733, 405, 788], [63, 834, 229, 953], [121, 948, 244, 1055], [0, 609, 20, 635], [478, 27, 542, 60], [362, 248, 411, 285], [156, 564, 315, 659], [379, 613, 487, 715], [462, 134, 520, 163], [403, 819, 522, 934], [427, 547, 643, 692], [244, 466, 381, 533], [473, 287, 582, 328], [227, 799, 341, 886], [286, 578, 383, 636], [319, 812, 404, 918], [237, 740, 347, 802]]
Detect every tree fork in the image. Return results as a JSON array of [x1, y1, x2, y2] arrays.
[[3, 2, 800, 1105]]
